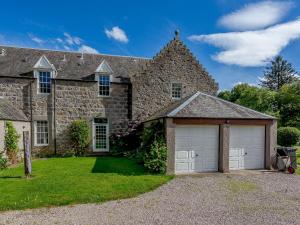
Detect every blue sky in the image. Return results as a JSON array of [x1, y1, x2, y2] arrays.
[[1, 0, 300, 90]]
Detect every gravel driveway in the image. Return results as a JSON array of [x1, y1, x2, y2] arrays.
[[0, 171, 299, 225]]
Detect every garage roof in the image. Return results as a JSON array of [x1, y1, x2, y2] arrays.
[[0, 98, 28, 121], [149, 91, 275, 120]]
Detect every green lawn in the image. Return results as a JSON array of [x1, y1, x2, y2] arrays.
[[296, 146, 300, 175], [0, 157, 173, 211]]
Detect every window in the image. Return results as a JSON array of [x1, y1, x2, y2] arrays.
[[99, 75, 110, 96], [171, 83, 182, 99], [93, 118, 109, 151], [35, 121, 48, 146], [38, 71, 51, 93]]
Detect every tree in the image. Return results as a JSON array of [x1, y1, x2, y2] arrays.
[[260, 56, 298, 91], [218, 83, 277, 114], [278, 80, 300, 129]]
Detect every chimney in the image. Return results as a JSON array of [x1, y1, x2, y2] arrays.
[[0, 48, 6, 56]]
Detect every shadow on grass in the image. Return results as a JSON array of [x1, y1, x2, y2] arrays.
[[0, 176, 22, 179], [91, 157, 148, 175]]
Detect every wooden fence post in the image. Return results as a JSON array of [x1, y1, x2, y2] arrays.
[[23, 131, 32, 177]]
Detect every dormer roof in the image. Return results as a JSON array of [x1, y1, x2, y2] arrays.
[[33, 55, 55, 70], [95, 59, 113, 73]]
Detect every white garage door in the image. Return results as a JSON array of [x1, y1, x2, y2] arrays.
[[229, 126, 265, 170], [175, 125, 219, 174]]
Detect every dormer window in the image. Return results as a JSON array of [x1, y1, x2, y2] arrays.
[[171, 83, 182, 99], [33, 55, 55, 94], [38, 71, 51, 93], [95, 60, 113, 97], [99, 75, 110, 96]]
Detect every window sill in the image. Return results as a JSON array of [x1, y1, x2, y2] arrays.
[[34, 144, 49, 147]]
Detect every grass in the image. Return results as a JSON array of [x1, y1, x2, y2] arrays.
[[0, 157, 173, 211], [296, 146, 300, 175]]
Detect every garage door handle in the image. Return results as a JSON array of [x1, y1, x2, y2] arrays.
[[245, 152, 248, 155], [195, 154, 199, 157]]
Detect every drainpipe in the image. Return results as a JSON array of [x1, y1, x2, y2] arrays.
[[30, 81, 34, 149], [53, 79, 57, 155]]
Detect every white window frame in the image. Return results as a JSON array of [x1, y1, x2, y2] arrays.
[[92, 118, 109, 152], [34, 121, 49, 146], [171, 82, 182, 100], [98, 74, 111, 97], [34, 70, 53, 95]]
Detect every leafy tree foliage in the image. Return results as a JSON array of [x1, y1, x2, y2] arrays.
[[278, 80, 300, 129], [218, 83, 277, 114], [260, 56, 298, 91], [277, 127, 300, 147]]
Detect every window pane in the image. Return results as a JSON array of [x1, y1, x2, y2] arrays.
[[172, 83, 182, 99], [99, 75, 110, 96], [36, 121, 48, 145], [39, 71, 51, 93]]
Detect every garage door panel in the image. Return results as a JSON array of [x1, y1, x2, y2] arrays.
[[175, 125, 219, 173], [229, 126, 265, 170], [176, 151, 189, 159]]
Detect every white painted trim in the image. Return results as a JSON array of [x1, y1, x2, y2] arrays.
[[34, 120, 49, 147], [95, 59, 113, 73], [97, 74, 111, 97], [171, 82, 182, 100], [92, 120, 109, 152], [168, 92, 200, 117], [33, 55, 56, 70], [35, 70, 53, 95]]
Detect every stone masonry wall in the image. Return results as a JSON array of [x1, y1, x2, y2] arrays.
[[0, 77, 31, 118], [131, 38, 218, 121], [0, 77, 129, 155], [54, 80, 129, 153]]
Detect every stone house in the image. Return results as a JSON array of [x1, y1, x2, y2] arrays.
[[0, 32, 276, 174], [0, 97, 31, 155]]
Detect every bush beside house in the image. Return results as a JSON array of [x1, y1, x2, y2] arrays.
[[4, 121, 20, 164], [69, 120, 90, 156]]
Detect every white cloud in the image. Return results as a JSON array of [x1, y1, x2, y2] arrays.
[[28, 33, 45, 44], [56, 38, 64, 43], [219, 1, 294, 31], [188, 18, 300, 67], [63, 32, 82, 45], [78, 45, 99, 54], [105, 26, 129, 43]]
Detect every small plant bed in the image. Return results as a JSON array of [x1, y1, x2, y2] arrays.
[[0, 157, 173, 211]]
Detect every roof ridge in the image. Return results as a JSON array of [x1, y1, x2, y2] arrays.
[[0, 45, 151, 60], [197, 91, 275, 119], [168, 92, 200, 116]]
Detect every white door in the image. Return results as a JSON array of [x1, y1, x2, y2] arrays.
[[93, 123, 109, 152], [229, 125, 265, 170], [175, 125, 219, 174]]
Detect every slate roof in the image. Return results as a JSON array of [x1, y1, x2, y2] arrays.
[[0, 98, 28, 121], [0, 46, 149, 81], [148, 91, 275, 121]]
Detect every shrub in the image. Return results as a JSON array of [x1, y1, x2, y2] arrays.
[[143, 135, 167, 174], [4, 121, 20, 164], [0, 152, 7, 170], [277, 127, 300, 146], [69, 120, 90, 156], [110, 119, 142, 155]]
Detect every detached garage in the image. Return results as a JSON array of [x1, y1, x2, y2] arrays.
[[148, 91, 277, 174]]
